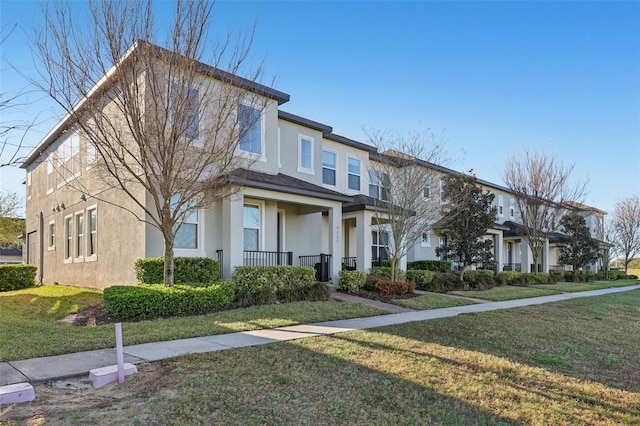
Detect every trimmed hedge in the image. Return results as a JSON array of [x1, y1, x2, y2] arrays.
[[549, 270, 564, 283], [103, 281, 236, 320], [134, 257, 219, 285], [339, 270, 366, 294], [276, 281, 332, 303], [406, 270, 434, 291], [368, 267, 406, 282], [406, 260, 452, 272], [463, 270, 496, 289], [232, 266, 316, 307], [428, 271, 466, 292], [0, 264, 37, 292]]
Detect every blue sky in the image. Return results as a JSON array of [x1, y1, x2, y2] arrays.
[[1, 1, 639, 215]]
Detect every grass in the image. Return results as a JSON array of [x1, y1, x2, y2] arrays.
[[393, 293, 476, 309], [0, 285, 388, 361], [449, 285, 560, 301], [531, 279, 640, 293], [36, 289, 638, 425]]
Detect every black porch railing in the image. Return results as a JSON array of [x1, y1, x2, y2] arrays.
[[244, 250, 293, 266], [503, 263, 522, 272], [216, 250, 223, 279], [550, 265, 571, 271], [342, 257, 357, 270], [299, 254, 332, 282]]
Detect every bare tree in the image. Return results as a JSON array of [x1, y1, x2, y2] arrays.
[[31, 0, 271, 285], [0, 191, 25, 247], [612, 195, 640, 274], [502, 150, 588, 273], [596, 217, 616, 278], [366, 130, 446, 282]]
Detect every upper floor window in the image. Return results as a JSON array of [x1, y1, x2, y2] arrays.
[[421, 230, 431, 247], [498, 195, 504, 217], [347, 156, 361, 191], [322, 150, 336, 186], [47, 157, 55, 193], [171, 83, 199, 140], [369, 170, 389, 201], [509, 198, 515, 219], [298, 135, 314, 173], [58, 133, 81, 183], [86, 140, 96, 167], [423, 181, 430, 199], [26, 171, 32, 200], [238, 104, 262, 154], [440, 179, 446, 202]]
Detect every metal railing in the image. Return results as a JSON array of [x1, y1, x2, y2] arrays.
[[342, 257, 357, 270], [503, 263, 522, 272], [299, 253, 332, 282], [243, 250, 293, 266]]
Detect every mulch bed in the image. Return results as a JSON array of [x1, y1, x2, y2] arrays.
[[58, 303, 115, 327]]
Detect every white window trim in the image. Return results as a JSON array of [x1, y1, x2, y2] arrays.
[[322, 149, 337, 188], [297, 134, 315, 174], [243, 199, 265, 251], [498, 195, 504, 217], [237, 102, 267, 163], [86, 205, 98, 262], [174, 207, 206, 258], [440, 178, 445, 202], [48, 220, 56, 251], [26, 171, 32, 200], [46, 156, 55, 195], [346, 155, 361, 193], [63, 214, 73, 264], [509, 198, 515, 219], [277, 127, 282, 169], [421, 230, 431, 247], [74, 211, 85, 262]]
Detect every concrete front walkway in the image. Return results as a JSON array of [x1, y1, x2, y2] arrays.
[[1, 284, 638, 386]]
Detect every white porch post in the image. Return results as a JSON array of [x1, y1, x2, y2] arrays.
[[356, 211, 373, 273], [328, 204, 343, 286], [495, 232, 504, 273], [543, 239, 550, 273], [222, 193, 244, 280], [520, 240, 530, 273]]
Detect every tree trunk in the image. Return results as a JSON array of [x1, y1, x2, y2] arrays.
[[390, 257, 399, 283], [164, 243, 175, 286]]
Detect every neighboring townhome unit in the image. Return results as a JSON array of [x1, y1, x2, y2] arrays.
[[22, 41, 607, 289]]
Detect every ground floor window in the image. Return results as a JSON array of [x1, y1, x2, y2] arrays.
[[244, 204, 260, 251]]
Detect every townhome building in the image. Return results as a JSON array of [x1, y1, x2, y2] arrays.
[[21, 41, 607, 289]]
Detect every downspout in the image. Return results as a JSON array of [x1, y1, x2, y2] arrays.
[[39, 211, 44, 285]]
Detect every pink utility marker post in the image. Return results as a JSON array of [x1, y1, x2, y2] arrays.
[[89, 322, 138, 389]]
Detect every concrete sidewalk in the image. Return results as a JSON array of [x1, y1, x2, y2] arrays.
[[1, 284, 638, 386]]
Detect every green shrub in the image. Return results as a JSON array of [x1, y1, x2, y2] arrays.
[[0, 264, 37, 292], [549, 270, 565, 283], [232, 266, 316, 307], [276, 281, 332, 303], [406, 270, 434, 291], [368, 267, 406, 282], [425, 271, 465, 292], [528, 273, 549, 284], [463, 270, 496, 289], [338, 270, 366, 293], [406, 260, 452, 272], [496, 271, 523, 285], [103, 281, 236, 320], [134, 257, 219, 285]]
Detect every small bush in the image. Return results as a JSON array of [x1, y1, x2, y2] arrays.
[[528, 273, 550, 284], [406, 270, 434, 291], [276, 282, 332, 303], [549, 270, 565, 283], [463, 270, 496, 289], [496, 271, 523, 285], [370, 279, 416, 295], [0, 264, 37, 292], [368, 267, 406, 282], [103, 281, 236, 320], [406, 260, 452, 272], [339, 270, 366, 293], [232, 266, 316, 307], [425, 271, 465, 292], [134, 257, 219, 285]]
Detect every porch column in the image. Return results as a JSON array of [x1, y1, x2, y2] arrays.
[[356, 211, 373, 273], [328, 204, 343, 286], [222, 193, 244, 280], [520, 240, 530, 273], [543, 239, 550, 273], [495, 232, 504, 273]]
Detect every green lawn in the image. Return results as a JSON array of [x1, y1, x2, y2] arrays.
[[531, 279, 640, 293], [16, 289, 637, 425], [393, 293, 476, 310], [0, 285, 388, 361], [449, 285, 560, 301]]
